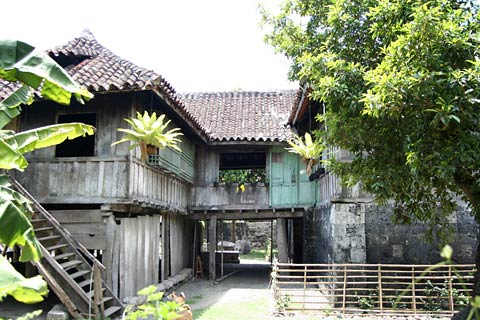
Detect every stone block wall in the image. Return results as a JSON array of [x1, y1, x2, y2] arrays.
[[304, 199, 477, 265], [365, 203, 477, 264]]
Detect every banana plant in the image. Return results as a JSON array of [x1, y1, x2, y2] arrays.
[[113, 111, 183, 161], [286, 132, 324, 174], [0, 39, 94, 303]]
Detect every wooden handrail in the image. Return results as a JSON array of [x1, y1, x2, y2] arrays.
[[10, 176, 105, 271]]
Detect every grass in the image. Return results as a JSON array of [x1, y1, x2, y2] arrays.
[[192, 296, 270, 320], [186, 294, 203, 305], [240, 249, 277, 261]]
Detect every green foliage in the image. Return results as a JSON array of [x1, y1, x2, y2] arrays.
[[275, 293, 291, 312], [286, 132, 323, 161], [219, 169, 267, 192], [0, 39, 94, 304], [0, 255, 48, 304], [420, 280, 469, 311], [0, 40, 92, 129], [113, 111, 183, 161], [354, 291, 377, 310], [123, 285, 181, 320], [263, 0, 480, 240]]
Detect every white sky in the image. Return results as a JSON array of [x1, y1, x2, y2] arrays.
[[2, 0, 297, 93]]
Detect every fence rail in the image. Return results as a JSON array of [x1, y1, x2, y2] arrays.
[[271, 262, 475, 316]]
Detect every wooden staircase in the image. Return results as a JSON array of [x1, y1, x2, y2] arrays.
[[10, 178, 124, 319]]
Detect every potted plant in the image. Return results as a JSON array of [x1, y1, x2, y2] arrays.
[[286, 132, 324, 174], [112, 111, 183, 161]]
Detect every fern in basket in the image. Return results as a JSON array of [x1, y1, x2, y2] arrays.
[[286, 132, 324, 174], [112, 111, 183, 161]]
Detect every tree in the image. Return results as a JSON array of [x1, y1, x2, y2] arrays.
[[263, 0, 480, 296], [0, 40, 94, 303]]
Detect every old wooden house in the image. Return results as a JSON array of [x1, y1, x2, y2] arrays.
[[3, 31, 477, 319], [2, 32, 320, 317]]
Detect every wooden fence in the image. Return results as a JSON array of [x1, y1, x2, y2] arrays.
[[272, 262, 475, 316]]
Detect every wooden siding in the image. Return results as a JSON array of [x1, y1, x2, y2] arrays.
[[17, 156, 189, 210], [129, 157, 189, 210], [148, 137, 195, 183], [49, 210, 106, 250], [116, 215, 161, 299]]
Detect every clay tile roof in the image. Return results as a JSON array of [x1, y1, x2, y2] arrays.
[[48, 30, 165, 93], [0, 31, 209, 141], [179, 90, 297, 142]]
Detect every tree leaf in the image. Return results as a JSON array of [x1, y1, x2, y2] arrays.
[[0, 255, 48, 303]]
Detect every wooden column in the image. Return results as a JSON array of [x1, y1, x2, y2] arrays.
[[277, 218, 288, 263], [209, 216, 217, 281], [161, 213, 170, 281]]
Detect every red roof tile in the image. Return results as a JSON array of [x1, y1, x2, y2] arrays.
[[180, 91, 296, 142]]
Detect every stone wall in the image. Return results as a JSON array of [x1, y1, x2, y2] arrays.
[[304, 200, 477, 265], [365, 203, 477, 264]]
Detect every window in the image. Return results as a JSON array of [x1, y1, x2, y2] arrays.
[[219, 152, 266, 170], [218, 152, 267, 184], [55, 113, 96, 157]]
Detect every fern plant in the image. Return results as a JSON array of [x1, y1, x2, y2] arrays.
[[112, 111, 183, 161], [286, 132, 324, 174]]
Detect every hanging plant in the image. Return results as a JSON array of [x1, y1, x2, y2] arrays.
[[286, 132, 324, 175], [112, 111, 183, 161]]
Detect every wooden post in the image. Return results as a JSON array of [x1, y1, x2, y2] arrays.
[[161, 214, 170, 281], [231, 219, 236, 243], [93, 262, 104, 319], [103, 214, 116, 288], [276, 218, 288, 263], [221, 219, 224, 278], [448, 265, 454, 314], [192, 220, 197, 278], [412, 266, 416, 314], [378, 264, 383, 315], [342, 265, 347, 314], [209, 216, 217, 282]]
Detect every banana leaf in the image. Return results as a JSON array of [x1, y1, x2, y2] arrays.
[[0, 123, 95, 171], [0, 255, 48, 303], [0, 40, 93, 128]]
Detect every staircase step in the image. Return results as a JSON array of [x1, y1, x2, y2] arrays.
[[78, 278, 93, 288], [70, 270, 91, 280], [104, 306, 122, 318], [35, 226, 54, 232], [100, 296, 113, 305], [31, 218, 47, 223], [37, 235, 61, 242], [87, 287, 106, 298], [46, 243, 69, 251], [60, 260, 83, 271], [54, 252, 76, 261]]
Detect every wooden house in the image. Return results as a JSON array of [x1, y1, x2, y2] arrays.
[[1, 31, 320, 314], [5, 32, 205, 305]]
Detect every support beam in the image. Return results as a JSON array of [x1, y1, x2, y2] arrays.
[[277, 218, 288, 263], [209, 216, 217, 282]]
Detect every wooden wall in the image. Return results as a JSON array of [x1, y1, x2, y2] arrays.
[[169, 214, 194, 276], [103, 215, 161, 299], [50, 209, 106, 250]]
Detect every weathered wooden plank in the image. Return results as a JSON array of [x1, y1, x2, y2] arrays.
[[63, 223, 105, 235], [50, 210, 104, 223], [112, 219, 121, 296], [72, 234, 106, 250], [98, 161, 105, 197], [277, 218, 288, 263], [119, 219, 126, 299], [209, 216, 217, 281], [103, 214, 116, 288]]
